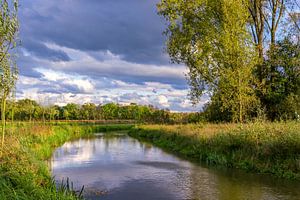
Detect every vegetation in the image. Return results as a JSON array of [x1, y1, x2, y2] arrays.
[[0, 0, 19, 151], [158, 0, 300, 122], [0, 1, 299, 198], [0, 123, 133, 200], [1, 99, 204, 124], [129, 122, 300, 179]]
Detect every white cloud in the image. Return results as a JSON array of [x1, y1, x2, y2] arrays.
[[63, 79, 95, 93], [17, 0, 210, 112], [16, 69, 208, 112], [34, 43, 187, 83], [35, 68, 95, 93], [16, 43, 209, 112], [157, 95, 170, 108]]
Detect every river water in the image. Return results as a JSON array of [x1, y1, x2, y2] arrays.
[[50, 132, 300, 200]]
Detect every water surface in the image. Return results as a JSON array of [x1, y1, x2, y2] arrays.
[[50, 132, 300, 200]]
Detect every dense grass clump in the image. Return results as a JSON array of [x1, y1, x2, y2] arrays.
[[0, 123, 133, 200], [129, 122, 300, 180]]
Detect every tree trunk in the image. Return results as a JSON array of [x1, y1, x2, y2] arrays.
[[238, 70, 243, 123], [249, 0, 265, 82], [42, 108, 45, 124], [258, 0, 265, 82], [1, 91, 7, 150], [11, 105, 14, 124]]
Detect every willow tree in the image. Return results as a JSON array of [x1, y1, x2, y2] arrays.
[[0, 0, 19, 150], [158, 0, 258, 122]]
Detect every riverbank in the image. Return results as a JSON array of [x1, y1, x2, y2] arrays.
[[0, 123, 133, 200], [129, 122, 300, 180]]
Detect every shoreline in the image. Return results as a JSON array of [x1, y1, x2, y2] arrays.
[[129, 122, 300, 180], [0, 123, 133, 199]]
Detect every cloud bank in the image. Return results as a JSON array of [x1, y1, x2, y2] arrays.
[[17, 0, 208, 112]]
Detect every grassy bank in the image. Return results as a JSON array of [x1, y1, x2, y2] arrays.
[[129, 122, 300, 180], [0, 123, 133, 200]]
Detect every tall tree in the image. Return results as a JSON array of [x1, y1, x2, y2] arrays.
[[0, 0, 19, 150], [263, 38, 300, 120], [158, 0, 258, 122], [248, 0, 265, 65], [158, 0, 299, 121], [248, 0, 299, 111]]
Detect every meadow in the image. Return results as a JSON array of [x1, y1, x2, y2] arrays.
[[129, 122, 300, 180]]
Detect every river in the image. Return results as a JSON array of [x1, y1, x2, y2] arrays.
[[50, 131, 300, 200]]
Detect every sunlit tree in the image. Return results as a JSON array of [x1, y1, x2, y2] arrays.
[[0, 0, 19, 149]]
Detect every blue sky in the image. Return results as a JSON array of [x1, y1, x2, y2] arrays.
[[16, 0, 208, 112]]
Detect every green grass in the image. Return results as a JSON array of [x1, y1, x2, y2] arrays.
[[129, 122, 300, 180], [0, 123, 133, 200], [2, 121, 298, 199]]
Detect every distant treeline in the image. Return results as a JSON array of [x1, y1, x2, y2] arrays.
[[0, 99, 203, 124]]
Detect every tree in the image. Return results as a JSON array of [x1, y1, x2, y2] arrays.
[[80, 103, 97, 120], [158, 0, 258, 122], [14, 99, 39, 121], [248, 0, 296, 63], [63, 103, 80, 120], [248, 0, 300, 117], [49, 105, 60, 121], [158, 0, 300, 121], [0, 0, 19, 150], [101, 103, 119, 120], [288, 11, 300, 42], [262, 38, 300, 120]]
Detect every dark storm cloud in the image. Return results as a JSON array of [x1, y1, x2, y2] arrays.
[[82, 69, 187, 90], [17, 56, 43, 78], [38, 84, 81, 95], [19, 48, 187, 90], [19, 0, 168, 65], [16, 0, 203, 112], [18, 0, 188, 88], [24, 39, 70, 61]]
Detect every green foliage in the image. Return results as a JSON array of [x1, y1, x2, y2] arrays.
[[0, 0, 19, 151], [129, 122, 300, 179], [0, 0, 19, 54], [202, 94, 233, 122], [62, 103, 80, 120], [158, 0, 299, 122], [80, 103, 97, 120], [158, 0, 258, 122], [2, 99, 205, 124], [259, 38, 300, 120]]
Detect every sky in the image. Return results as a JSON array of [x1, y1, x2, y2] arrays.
[[16, 0, 209, 112]]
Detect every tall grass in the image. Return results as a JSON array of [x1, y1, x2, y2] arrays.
[[129, 122, 300, 179], [0, 123, 133, 199]]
